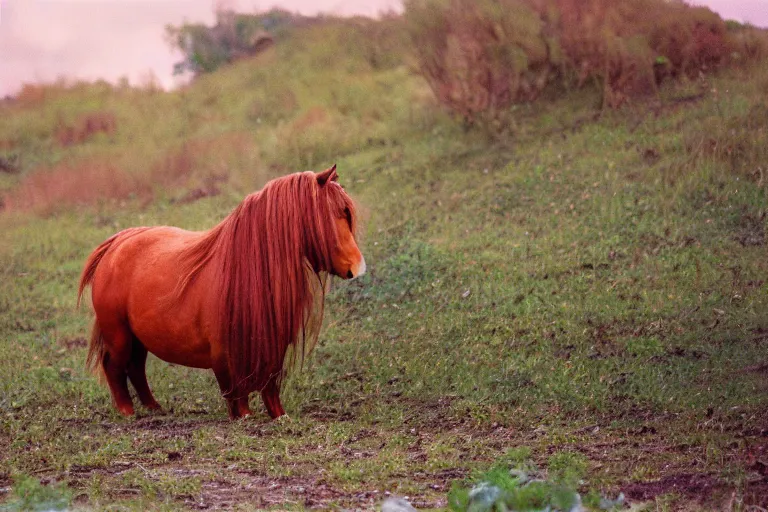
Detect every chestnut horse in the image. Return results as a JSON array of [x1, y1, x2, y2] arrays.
[[77, 166, 365, 419]]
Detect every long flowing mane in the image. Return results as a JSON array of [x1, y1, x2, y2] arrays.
[[177, 171, 357, 397]]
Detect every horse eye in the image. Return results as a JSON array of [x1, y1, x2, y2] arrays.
[[343, 207, 352, 228]]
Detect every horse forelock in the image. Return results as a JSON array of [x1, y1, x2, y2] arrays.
[[188, 171, 357, 397]]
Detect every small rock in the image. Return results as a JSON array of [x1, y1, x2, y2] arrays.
[[468, 482, 500, 509], [381, 497, 417, 512], [598, 492, 624, 510]]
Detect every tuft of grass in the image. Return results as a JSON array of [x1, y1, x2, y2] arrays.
[[447, 454, 588, 512]]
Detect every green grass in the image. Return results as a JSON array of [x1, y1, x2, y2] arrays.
[[1, 17, 767, 511]]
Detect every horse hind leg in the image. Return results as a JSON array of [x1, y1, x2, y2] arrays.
[[98, 322, 136, 416], [127, 339, 161, 411]]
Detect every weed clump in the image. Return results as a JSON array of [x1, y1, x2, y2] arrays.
[[1, 476, 71, 512], [683, 102, 768, 185], [55, 111, 117, 147], [447, 450, 623, 511]]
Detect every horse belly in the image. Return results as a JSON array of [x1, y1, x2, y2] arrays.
[[131, 314, 213, 369], [115, 229, 215, 369]]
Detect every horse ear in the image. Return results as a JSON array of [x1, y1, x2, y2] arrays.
[[316, 164, 338, 186]]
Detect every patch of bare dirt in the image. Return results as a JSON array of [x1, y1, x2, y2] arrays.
[[0, 473, 11, 497], [119, 416, 224, 440], [641, 147, 661, 165], [59, 337, 87, 350], [741, 362, 768, 374], [624, 472, 768, 508], [734, 211, 766, 247], [0, 155, 19, 174], [623, 473, 721, 501]]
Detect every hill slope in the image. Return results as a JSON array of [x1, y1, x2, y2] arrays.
[[1, 14, 767, 511]]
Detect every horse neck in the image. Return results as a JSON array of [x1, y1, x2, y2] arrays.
[[214, 190, 322, 393]]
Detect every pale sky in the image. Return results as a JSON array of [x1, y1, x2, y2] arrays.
[[0, 0, 765, 96]]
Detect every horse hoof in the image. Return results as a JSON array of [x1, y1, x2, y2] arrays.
[[117, 406, 135, 417]]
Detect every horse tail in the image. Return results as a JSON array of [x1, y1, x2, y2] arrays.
[[78, 227, 152, 376], [77, 233, 118, 308], [85, 320, 104, 375], [77, 227, 152, 307]]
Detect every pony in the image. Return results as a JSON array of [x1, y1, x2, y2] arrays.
[[77, 165, 365, 419]]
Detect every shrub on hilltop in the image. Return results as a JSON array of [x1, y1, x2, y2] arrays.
[[404, 0, 768, 129], [165, 8, 296, 76]]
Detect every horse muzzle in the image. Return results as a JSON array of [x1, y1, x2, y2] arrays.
[[348, 256, 366, 279]]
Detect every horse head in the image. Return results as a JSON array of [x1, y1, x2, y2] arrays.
[[313, 164, 366, 280]]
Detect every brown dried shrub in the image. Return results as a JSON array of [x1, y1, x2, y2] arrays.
[[55, 111, 117, 147], [726, 22, 768, 66], [405, 0, 557, 129], [2, 131, 259, 215], [12, 80, 113, 108], [647, 3, 729, 77], [545, 0, 730, 107], [15, 84, 50, 107], [3, 159, 150, 215], [549, 0, 657, 107], [405, 0, 752, 124]]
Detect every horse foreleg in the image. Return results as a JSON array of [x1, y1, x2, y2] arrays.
[[100, 326, 135, 416], [127, 340, 161, 411], [212, 364, 251, 419], [236, 396, 252, 418], [261, 379, 285, 419]]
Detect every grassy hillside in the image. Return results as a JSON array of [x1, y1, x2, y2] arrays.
[[1, 12, 767, 511]]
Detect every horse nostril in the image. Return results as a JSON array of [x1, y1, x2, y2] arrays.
[[346, 270, 354, 279]]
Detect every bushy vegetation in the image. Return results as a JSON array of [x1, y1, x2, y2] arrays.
[[166, 8, 291, 76], [0, 476, 71, 512], [404, 0, 768, 129], [448, 450, 589, 511], [1, 5, 768, 511]]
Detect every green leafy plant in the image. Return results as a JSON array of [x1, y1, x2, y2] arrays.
[[165, 8, 289, 76], [447, 452, 626, 511], [448, 453, 585, 511], [0, 476, 72, 512]]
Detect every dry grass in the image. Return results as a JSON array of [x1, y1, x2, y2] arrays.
[[683, 102, 768, 186], [55, 112, 117, 147], [405, 0, 554, 130], [270, 106, 352, 170], [0, 132, 262, 215], [3, 159, 150, 215], [11, 80, 115, 109]]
